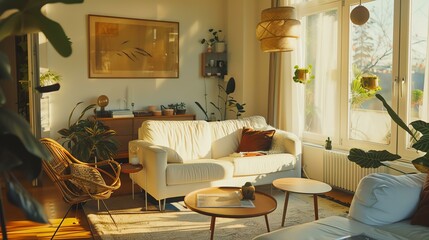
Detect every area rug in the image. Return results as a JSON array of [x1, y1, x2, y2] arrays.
[[84, 185, 349, 240]]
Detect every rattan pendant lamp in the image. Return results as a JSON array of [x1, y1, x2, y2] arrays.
[[256, 0, 301, 52]]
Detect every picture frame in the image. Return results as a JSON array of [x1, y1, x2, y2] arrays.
[[88, 15, 179, 78]]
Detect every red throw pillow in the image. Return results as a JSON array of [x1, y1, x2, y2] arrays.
[[411, 174, 429, 227], [236, 127, 275, 153]]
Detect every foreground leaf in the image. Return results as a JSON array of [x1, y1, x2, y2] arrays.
[[6, 174, 49, 223], [376, 94, 416, 141], [0, 0, 84, 57], [412, 155, 429, 173], [348, 148, 401, 168]]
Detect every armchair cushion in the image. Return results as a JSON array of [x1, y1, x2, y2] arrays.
[[348, 173, 426, 225], [69, 163, 106, 194]]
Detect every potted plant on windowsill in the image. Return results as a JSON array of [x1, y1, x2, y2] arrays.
[[293, 65, 315, 84]]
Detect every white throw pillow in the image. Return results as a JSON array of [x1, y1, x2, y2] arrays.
[[348, 173, 426, 225]]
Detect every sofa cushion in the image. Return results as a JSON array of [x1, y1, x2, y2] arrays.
[[348, 173, 426, 226], [411, 173, 429, 227], [140, 120, 211, 163], [219, 153, 295, 176], [210, 116, 269, 159], [236, 127, 275, 152], [166, 159, 234, 185]]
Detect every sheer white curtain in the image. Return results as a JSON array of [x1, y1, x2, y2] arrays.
[[276, 8, 339, 141], [422, 12, 429, 121]]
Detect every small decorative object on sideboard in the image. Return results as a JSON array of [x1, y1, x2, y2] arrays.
[[161, 105, 175, 116], [241, 182, 256, 200], [175, 102, 186, 114]]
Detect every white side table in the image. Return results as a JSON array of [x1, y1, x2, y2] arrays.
[[273, 178, 332, 227]]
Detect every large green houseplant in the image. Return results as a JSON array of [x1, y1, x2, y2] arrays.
[[58, 102, 118, 162], [0, 0, 83, 238], [348, 94, 429, 174]]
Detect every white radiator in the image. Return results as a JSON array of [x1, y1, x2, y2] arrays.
[[323, 150, 387, 192]]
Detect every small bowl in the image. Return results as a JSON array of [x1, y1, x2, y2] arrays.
[[147, 105, 157, 112], [153, 110, 162, 116]]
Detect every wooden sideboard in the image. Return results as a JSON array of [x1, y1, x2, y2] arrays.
[[97, 114, 196, 159]]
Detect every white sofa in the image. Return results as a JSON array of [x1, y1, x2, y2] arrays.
[[253, 173, 429, 240], [128, 116, 301, 209]]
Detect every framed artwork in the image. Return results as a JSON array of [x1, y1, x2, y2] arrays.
[[88, 15, 179, 78]]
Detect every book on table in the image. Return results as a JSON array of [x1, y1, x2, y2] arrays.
[[197, 191, 255, 208]]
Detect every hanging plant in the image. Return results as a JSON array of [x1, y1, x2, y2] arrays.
[[293, 65, 315, 84]]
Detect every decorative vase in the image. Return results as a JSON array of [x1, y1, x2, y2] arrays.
[[207, 45, 213, 52], [241, 182, 255, 200], [215, 42, 226, 53], [176, 109, 186, 115]]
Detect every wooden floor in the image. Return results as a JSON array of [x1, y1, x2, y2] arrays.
[[0, 167, 135, 240], [1, 168, 353, 240]]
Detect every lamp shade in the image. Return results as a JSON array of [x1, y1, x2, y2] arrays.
[[256, 6, 301, 52]]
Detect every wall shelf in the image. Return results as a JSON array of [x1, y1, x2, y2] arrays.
[[201, 52, 227, 78]]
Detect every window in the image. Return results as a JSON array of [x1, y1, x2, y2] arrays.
[[299, 2, 341, 144], [297, 0, 429, 162]]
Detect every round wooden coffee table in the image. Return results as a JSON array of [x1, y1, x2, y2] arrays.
[[273, 178, 332, 227], [184, 187, 277, 240]]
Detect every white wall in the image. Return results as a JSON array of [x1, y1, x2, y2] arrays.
[[42, 0, 271, 138]]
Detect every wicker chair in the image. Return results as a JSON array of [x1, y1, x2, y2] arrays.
[[40, 138, 121, 238]]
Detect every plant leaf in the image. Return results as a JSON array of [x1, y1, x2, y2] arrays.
[[348, 148, 401, 168], [194, 101, 208, 120], [0, 109, 50, 176], [225, 77, 236, 95], [375, 94, 416, 141], [0, 0, 84, 57], [412, 154, 429, 173], [412, 134, 429, 153], [6, 174, 49, 223], [411, 120, 429, 136]]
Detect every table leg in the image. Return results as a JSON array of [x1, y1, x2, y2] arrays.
[[281, 191, 290, 227], [132, 177, 135, 200], [264, 215, 270, 232], [313, 194, 319, 220], [210, 216, 216, 240]]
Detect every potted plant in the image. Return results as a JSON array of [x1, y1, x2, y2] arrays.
[[175, 102, 186, 115], [200, 28, 224, 52], [293, 65, 315, 84], [348, 94, 429, 174], [58, 102, 118, 163]]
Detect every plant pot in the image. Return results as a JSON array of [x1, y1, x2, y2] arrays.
[[215, 42, 226, 53], [296, 69, 308, 83], [162, 109, 174, 116], [176, 109, 186, 115], [361, 76, 378, 90]]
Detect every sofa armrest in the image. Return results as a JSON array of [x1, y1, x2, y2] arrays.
[[129, 140, 168, 198], [270, 129, 302, 156]]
